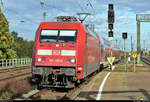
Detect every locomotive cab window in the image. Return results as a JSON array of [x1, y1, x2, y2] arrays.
[[58, 30, 76, 43], [40, 30, 58, 42], [40, 30, 77, 43]]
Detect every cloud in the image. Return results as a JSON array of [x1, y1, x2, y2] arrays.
[[0, 0, 150, 50]]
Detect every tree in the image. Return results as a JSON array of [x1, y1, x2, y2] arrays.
[[0, 8, 17, 59], [11, 31, 34, 58], [11, 31, 18, 41]]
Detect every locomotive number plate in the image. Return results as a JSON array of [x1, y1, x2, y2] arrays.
[[52, 50, 61, 55]]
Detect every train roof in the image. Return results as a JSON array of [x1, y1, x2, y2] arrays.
[[40, 21, 82, 26], [84, 24, 99, 40], [39, 21, 84, 30]]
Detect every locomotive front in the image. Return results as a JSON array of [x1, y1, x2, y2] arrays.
[[31, 17, 86, 88]]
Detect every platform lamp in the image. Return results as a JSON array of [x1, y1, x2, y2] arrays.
[[77, 13, 91, 23], [40, 0, 44, 6]]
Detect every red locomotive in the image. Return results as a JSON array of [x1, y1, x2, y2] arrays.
[[32, 16, 100, 88], [32, 16, 120, 88]]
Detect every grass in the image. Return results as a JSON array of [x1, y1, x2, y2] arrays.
[[104, 68, 131, 72], [16, 69, 22, 73], [7, 69, 12, 73], [0, 90, 13, 100], [118, 63, 126, 66], [135, 71, 140, 74], [119, 60, 145, 66], [118, 68, 128, 72], [138, 96, 146, 100], [14, 64, 18, 67], [94, 78, 99, 83], [103, 68, 111, 71]]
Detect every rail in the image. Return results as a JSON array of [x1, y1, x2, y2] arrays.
[[141, 56, 150, 65], [0, 58, 32, 69]]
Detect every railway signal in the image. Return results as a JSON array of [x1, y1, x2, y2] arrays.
[[108, 31, 113, 37], [108, 4, 115, 38], [122, 32, 128, 71], [122, 32, 127, 39], [108, 24, 113, 30], [108, 4, 115, 24], [108, 4, 115, 59]]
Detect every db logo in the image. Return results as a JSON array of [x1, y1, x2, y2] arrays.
[[52, 50, 60, 55]]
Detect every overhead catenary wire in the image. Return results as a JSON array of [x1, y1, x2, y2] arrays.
[[87, 0, 93, 9], [1, 1, 42, 24], [76, 0, 85, 12], [86, 0, 97, 15]]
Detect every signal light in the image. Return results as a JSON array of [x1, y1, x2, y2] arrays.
[[108, 4, 115, 38], [108, 4, 115, 24], [108, 11, 114, 23], [122, 32, 127, 39], [108, 24, 113, 30], [109, 4, 114, 10], [109, 31, 113, 37]]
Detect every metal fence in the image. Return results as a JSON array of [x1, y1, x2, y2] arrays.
[[0, 58, 32, 69]]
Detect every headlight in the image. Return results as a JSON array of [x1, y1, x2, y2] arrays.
[[37, 58, 41, 62], [78, 67, 82, 70], [71, 58, 75, 63]]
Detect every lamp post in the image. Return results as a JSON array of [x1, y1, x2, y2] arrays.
[[40, 0, 46, 21], [43, 12, 46, 21], [77, 13, 91, 23], [40, 0, 44, 6]]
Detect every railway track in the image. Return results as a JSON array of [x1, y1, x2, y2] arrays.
[[0, 66, 31, 73], [141, 57, 150, 65], [61, 73, 97, 100], [0, 72, 31, 82], [14, 70, 102, 100], [0, 65, 31, 82], [15, 80, 85, 100], [15, 88, 67, 100]]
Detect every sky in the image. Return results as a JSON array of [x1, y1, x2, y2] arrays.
[[1, 0, 150, 51]]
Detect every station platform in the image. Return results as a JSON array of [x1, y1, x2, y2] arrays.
[[75, 62, 150, 100]]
